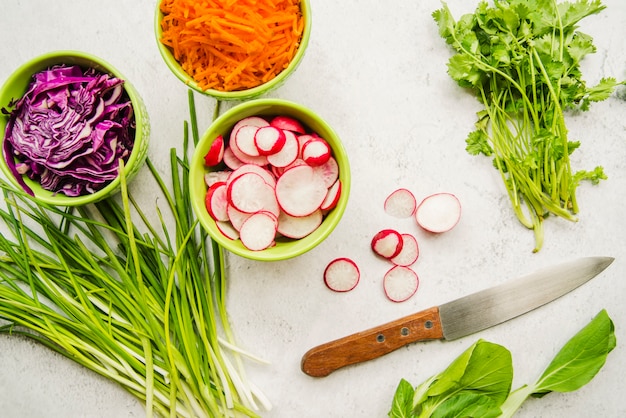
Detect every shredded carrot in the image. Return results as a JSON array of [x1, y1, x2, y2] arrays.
[[159, 0, 305, 92]]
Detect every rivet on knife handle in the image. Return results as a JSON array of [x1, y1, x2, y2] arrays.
[[301, 306, 443, 377]]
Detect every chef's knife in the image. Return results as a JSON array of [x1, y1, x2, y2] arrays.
[[301, 256, 614, 377]]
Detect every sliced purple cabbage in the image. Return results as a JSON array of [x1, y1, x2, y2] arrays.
[[3, 64, 135, 197]]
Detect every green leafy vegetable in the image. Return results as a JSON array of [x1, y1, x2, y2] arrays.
[[433, 0, 624, 252], [499, 309, 616, 415], [0, 91, 268, 417], [389, 379, 417, 418], [405, 340, 512, 418], [388, 309, 615, 417]]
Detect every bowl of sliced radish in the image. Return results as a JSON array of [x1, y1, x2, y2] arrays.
[[190, 98, 350, 261]]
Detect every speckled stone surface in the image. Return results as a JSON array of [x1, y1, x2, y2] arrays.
[[1, 1, 625, 417]]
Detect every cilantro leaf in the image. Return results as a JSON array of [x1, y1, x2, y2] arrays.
[[465, 130, 493, 156], [585, 77, 620, 102]]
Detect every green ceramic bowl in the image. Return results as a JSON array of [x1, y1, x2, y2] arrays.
[[154, 0, 311, 101], [0, 50, 150, 207], [190, 99, 350, 261]]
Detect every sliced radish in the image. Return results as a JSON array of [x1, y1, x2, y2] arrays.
[[239, 211, 278, 251], [216, 220, 240, 240], [371, 229, 403, 259], [384, 188, 417, 219], [390, 233, 419, 267], [205, 182, 229, 222], [277, 209, 323, 239], [231, 116, 269, 138], [270, 164, 284, 179], [312, 156, 339, 188], [204, 135, 225, 167], [297, 134, 316, 156], [262, 196, 281, 218], [283, 158, 307, 171], [320, 179, 342, 211], [227, 163, 276, 188], [234, 125, 262, 157], [270, 115, 306, 134], [222, 146, 245, 170], [204, 170, 231, 187], [267, 130, 299, 168], [227, 204, 252, 231], [275, 165, 327, 217], [227, 172, 278, 214], [415, 193, 461, 233], [301, 137, 331, 166], [324, 258, 360, 292], [271, 158, 306, 178], [383, 266, 419, 302], [202, 113, 344, 248], [255, 126, 286, 156], [229, 129, 268, 166]]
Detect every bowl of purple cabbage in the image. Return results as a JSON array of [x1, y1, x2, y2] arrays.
[[0, 50, 150, 206]]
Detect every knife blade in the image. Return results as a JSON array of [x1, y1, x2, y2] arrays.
[[301, 256, 614, 377]]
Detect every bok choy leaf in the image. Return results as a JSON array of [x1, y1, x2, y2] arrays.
[[389, 310, 615, 418]]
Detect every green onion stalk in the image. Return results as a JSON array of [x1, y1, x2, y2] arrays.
[[0, 91, 269, 417]]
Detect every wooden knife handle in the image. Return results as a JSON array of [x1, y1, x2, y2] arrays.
[[301, 306, 443, 377]]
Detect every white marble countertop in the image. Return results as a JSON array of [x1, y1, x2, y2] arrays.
[[1, 1, 625, 417]]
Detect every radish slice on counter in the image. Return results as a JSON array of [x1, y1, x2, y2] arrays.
[[383, 265, 419, 302], [204, 135, 225, 166], [239, 211, 278, 251], [371, 229, 404, 259], [324, 258, 360, 292], [415, 192, 461, 233], [390, 233, 419, 267], [384, 188, 417, 218]]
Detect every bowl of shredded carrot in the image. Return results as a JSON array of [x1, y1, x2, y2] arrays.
[[155, 0, 311, 100], [189, 98, 351, 261]]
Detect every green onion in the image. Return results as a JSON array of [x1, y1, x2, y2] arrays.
[[0, 90, 268, 417]]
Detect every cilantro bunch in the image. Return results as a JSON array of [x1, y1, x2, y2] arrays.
[[433, 0, 623, 252]]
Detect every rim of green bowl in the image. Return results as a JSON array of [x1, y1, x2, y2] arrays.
[[154, 0, 312, 100], [0, 50, 148, 206], [190, 98, 350, 261]]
